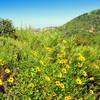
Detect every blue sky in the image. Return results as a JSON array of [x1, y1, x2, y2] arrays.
[[0, 0, 100, 28]]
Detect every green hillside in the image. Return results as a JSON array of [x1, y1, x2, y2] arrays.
[[60, 9, 100, 34], [57, 9, 100, 46]]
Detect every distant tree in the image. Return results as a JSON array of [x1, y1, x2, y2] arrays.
[[0, 18, 15, 35]]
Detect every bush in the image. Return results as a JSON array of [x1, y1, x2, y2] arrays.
[[0, 18, 15, 35], [73, 35, 91, 45]]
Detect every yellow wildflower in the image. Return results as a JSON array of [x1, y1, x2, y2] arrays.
[[55, 81, 61, 86], [65, 64, 70, 68], [5, 68, 11, 73], [58, 59, 68, 64], [8, 76, 14, 83], [64, 96, 71, 100], [45, 47, 52, 52], [62, 40, 67, 44], [95, 65, 99, 69], [74, 43, 77, 46], [93, 64, 99, 69], [90, 90, 94, 94], [76, 78, 82, 85], [40, 60, 44, 65], [78, 63, 83, 68], [90, 77, 94, 80], [45, 76, 50, 81], [0, 79, 3, 85], [59, 83, 65, 88], [55, 81, 65, 88], [82, 71, 87, 77], [61, 68, 67, 73], [35, 67, 41, 72], [57, 73, 62, 78], [13, 55, 17, 59], [78, 56, 85, 61], [0, 59, 4, 66], [57, 50, 66, 58]]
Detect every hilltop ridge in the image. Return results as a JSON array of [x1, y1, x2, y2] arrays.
[[59, 9, 100, 35]]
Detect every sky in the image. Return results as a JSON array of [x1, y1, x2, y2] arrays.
[[0, 0, 100, 28]]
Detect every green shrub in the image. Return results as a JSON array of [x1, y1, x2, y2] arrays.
[[0, 18, 15, 35], [73, 35, 91, 45]]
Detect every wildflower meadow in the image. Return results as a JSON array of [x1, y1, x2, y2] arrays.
[[0, 27, 99, 100]]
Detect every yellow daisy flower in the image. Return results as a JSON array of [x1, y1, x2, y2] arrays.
[[58, 59, 68, 64], [5, 68, 11, 73], [82, 71, 87, 76], [61, 68, 67, 73], [64, 96, 71, 100], [59, 83, 65, 88], [40, 60, 45, 65], [62, 40, 67, 44], [0, 79, 3, 85], [57, 73, 62, 78], [8, 76, 14, 83], [90, 77, 94, 80], [76, 78, 82, 85], [35, 67, 41, 72], [90, 90, 94, 94], [78, 56, 85, 61], [45, 76, 50, 81], [55, 81, 61, 86], [65, 64, 70, 68]]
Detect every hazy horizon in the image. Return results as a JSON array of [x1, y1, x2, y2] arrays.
[[0, 0, 100, 28]]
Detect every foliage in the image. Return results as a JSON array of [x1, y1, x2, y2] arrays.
[[59, 9, 100, 37], [0, 18, 15, 35]]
